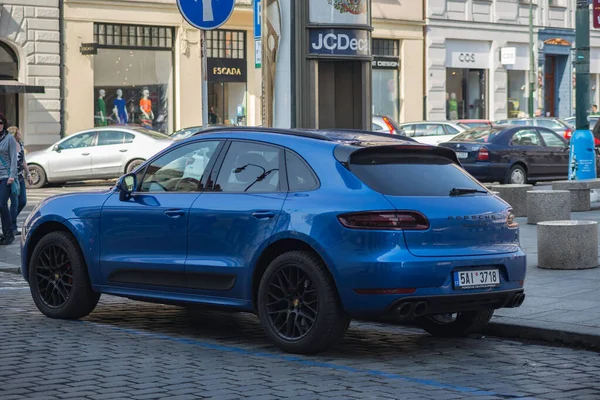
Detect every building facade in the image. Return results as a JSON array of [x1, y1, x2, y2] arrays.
[[0, 0, 61, 150], [426, 0, 580, 122]]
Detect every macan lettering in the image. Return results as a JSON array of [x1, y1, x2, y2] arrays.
[[212, 67, 242, 76], [312, 33, 369, 52]]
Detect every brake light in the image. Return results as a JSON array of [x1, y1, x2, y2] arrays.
[[595, 137, 600, 146], [476, 147, 490, 161], [564, 128, 572, 139], [338, 211, 429, 231], [382, 117, 396, 134]]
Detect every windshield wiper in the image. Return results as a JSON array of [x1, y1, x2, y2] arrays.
[[449, 187, 489, 196]]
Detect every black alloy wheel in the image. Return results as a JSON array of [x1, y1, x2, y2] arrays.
[[33, 243, 73, 308], [265, 265, 319, 341]]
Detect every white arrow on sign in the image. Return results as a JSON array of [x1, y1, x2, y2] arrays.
[[194, 0, 214, 22]]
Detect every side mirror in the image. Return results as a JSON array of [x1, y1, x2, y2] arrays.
[[118, 173, 136, 200], [53, 144, 61, 152]]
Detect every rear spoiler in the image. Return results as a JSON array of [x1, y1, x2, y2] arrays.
[[334, 143, 461, 168]]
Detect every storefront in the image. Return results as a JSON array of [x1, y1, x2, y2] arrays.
[[92, 23, 174, 134], [206, 29, 248, 126], [504, 44, 530, 118], [0, 41, 20, 126], [444, 40, 490, 120], [371, 38, 400, 121]]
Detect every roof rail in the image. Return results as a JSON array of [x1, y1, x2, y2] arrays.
[[192, 126, 333, 141]]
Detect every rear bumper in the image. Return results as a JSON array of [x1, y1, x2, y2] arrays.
[[461, 162, 509, 182]]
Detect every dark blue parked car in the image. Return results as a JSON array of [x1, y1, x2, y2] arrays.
[[440, 125, 577, 184], [22, 128, 526, 354]]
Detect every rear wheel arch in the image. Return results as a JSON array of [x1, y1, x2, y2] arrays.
[[251, 238, 339, 310]]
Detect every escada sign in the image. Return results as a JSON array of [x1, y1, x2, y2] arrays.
[[309, 28, 370, 57]]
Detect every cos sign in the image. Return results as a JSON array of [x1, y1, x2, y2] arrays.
[[458, 53, 476, 63]]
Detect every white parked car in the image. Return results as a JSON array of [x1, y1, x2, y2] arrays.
[[26, 127, 173, 188], [397, 121, 467, 145]]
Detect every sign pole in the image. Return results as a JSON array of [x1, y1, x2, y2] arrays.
[[528, 0, 535, 118], [201, 30, 209, 129]]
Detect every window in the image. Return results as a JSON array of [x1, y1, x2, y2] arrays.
[[401, 125, 415, 137], [94, 23, 173, 49], [349, 154, 485, 197], [124, 132, 135, 143], [413, 124, 444, 137], [539, 129, 567, 147], [97, 131, 126, 146], [215, 142, 281, 193], [60, 132, 96, 149], [512, 129, 542, 146], [140, 141, 220, 192], [206, 30, 246, 60], [286, 151, 319, 192], [372, 123, 384, 131], [0, 41, 18, 80], [445, 125, 461, 135], [372, 39, 399, 57], [536, 119, 562, 129], [451, 128, 502, 143]]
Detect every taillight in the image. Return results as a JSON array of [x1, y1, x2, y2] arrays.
[[564, 129, 572, 139], [476, 147, 490, 161], [507, 211, 518, 229], [338, 211, 429, 230], [382, 117, 396, 134], [595, 137, 600, 146]]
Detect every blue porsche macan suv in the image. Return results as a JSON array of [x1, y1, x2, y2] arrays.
[[22, 127, 526, 354]]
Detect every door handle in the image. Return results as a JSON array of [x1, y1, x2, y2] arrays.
[[164, 209, 185, 218], [81, 152, 90, 156], [119, 149, 128, 153], [252, 211, 276, 220]]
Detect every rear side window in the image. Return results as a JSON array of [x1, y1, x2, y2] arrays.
[[537, 119, 562, 129], [285, 151, 319, 192], [349, 152, 484, 196]]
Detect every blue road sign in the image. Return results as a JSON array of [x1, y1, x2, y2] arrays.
[[177, 0, 236, 30], [254, 0, 262, 39]]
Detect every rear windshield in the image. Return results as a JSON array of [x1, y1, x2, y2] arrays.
[[450, 128, 502, 143], [349, 153, 486, 196]]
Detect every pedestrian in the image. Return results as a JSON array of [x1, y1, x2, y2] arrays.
[[592, 105, 600, 116], [7, 126, 32, 236], [0, 113, 18, 245]]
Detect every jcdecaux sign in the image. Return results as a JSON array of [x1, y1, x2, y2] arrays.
[[309, 29, 370, 57]]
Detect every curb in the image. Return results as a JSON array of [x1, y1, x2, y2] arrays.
[[0, 266, 21, 275], [484, 321, 600, 350]]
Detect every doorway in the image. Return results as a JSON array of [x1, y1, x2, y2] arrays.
[[446, 68, 487, 120], [317, 60, 363, 129], [545, 55, 556, 117]]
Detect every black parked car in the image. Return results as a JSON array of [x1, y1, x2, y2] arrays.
[[439, 125, 598, 184]]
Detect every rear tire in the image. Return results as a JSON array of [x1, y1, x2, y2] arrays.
[[29, 231, 100, 319], [125, 159, 145, 174], [257, 251, 350, 354], [416, 309, 494, 337], [28, 164, 47, 189], [507, 164, 527, 184]]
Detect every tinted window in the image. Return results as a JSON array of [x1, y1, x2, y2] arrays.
[[537, 119, 562, 129], [97, 131, 125, 146], [60, 132, 96, 149], [539, 129, 567, 147], [512, 120, 527, 126], [414, 124, 444, 137], [215, 141, 281, 193], [286, 151, 318, 192], [401, 125, 415, 137], [451, 128, 501, 143], [140, 141, 220, 192], [124, 132, 135, 143], [372, 123, 384, 131], [512, 129, 542, 146], [349, 153, 484, 196], [445, 125, 461, 134]]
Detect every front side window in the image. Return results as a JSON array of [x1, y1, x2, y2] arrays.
[[60, 132, 96, 149], [215, 141, 282, 193], [539, 129, 567, 147], [140, 141, 220, 192], [512, 129, 542, 146], [97, 131, 126, 146]]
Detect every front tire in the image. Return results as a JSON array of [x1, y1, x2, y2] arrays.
[[416, 309, 494, 337], [29, 231, 100, 319], [28, 164, 47, 189], [257, 251, 350, 354]]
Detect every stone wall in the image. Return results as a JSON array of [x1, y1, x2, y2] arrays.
[[0, 0, 61, 149]]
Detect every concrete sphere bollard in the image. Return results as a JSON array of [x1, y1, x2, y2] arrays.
[[491, 184, 533, 217], [538, 221, 598, 270], [526, 190, 571, 225]]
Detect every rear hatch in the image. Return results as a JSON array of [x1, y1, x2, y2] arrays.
[[346, 145, 520, 257]]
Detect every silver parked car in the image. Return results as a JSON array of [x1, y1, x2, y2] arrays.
[[26, 127, 172, 188]]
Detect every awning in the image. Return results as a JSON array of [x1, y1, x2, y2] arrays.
[[0, 80, 45, 94]]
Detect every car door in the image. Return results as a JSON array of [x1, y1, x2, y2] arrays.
[[185, 140, 287, 298], [48, 131, 96, 180], [99, 140, 224, 290], [90, 130, 134, 178], [538, 127, 570, 177], [509, 128, 546, 179]]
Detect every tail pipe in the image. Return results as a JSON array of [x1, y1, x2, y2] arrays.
[[512, 293, 526, 307], [413, 301, 428, 317], [396, 302, 414, 318]]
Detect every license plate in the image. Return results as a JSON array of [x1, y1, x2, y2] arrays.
[[456, 152, 468, 159], [453, 269, 500, 289]]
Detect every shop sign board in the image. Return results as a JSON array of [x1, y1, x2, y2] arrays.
[[501, 47, 516, 65], [372, 57, 399, 69], [80, 43, 97, 55], [308, 29, 370, 57], [177, 0, 236, 30], [446, 40, 491, 70], [207, 58, 247, 82], [255, 40, 262, 68]]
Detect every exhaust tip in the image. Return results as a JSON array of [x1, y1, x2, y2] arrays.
[[517, 293, 526, 307], [512, 293, 525, 307], [413, 301, 428, 317], [396, 302, 414, 318]]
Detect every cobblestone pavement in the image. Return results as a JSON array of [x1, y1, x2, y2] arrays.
[[1, 273, 599, 400]]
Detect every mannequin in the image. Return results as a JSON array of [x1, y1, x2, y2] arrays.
[[139, 88, 154, 129], [97, 89, 107, 127], [448, 92, 458, 120], [113, 89, 128, 125]]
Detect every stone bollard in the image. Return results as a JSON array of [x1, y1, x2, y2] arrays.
[[538, 220, 598, 270], [526, 190, 571, 225], [490, 184, 533, 217]]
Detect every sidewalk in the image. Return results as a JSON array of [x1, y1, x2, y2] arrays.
[[2, 206, 600, 349]]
